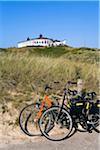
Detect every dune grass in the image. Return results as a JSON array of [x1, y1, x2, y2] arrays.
[[0, 46, 99, 108]]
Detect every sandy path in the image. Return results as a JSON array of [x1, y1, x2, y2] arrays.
[[0, 130, 99, 150]]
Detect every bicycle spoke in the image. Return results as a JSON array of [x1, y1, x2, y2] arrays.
[[39, 106, 72, 141]]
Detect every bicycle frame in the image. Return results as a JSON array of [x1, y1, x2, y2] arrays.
[[35, 95, 52, 121], [56, 88, 68, 121], [55, 82, 90, 123]]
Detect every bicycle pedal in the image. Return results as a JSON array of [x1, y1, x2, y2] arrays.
[[88, 130, 92, 133]]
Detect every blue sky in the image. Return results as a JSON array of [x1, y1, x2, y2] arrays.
[[0, 1, 99, 48]]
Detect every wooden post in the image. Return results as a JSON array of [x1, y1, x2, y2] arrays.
[[77, 79, 83, 96]]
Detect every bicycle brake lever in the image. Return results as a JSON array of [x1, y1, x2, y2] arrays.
[[54, 81, 60, 84]]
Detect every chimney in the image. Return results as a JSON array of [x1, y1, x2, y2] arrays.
[[27, 37, 30, 41], [39, 34, 43, 38]]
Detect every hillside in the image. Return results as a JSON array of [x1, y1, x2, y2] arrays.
[[0, 46, 99, 140], [0, 45, 99, 105], [0, 46, 99, 103], [0, 46, 99, 63]]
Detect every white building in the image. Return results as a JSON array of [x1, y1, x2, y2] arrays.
[[18, 34, 66, 48], [53, 40, 66, 47]]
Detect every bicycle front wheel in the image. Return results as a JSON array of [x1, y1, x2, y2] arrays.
[[39, 106, 73, 141]]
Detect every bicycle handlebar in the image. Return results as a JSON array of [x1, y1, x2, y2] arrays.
[[87, 92, 96, 97], [45, 84, 52, 91], [67, 81, 77, 85], [54, 81, 60, 84], [44, 81, 60, 91], [68, 89, 77, 96]]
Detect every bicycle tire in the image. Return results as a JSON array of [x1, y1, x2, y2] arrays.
[[19, 103, 42, 136], [39, 106, 73, 141], [92, 113, 100, 133]]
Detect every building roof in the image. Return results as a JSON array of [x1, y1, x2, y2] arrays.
[[18, 35, 52, 43], [35, 34, 48, 39], [33, 34, 55, 42], [53, 40, 61, 42], [18, 34, 61, 44]]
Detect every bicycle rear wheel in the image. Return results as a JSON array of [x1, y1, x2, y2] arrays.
[[39, 106, 73, 141], [19, 103, 41, 136]]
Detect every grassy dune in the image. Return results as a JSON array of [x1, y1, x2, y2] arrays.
[[0, 46, 99, 109]]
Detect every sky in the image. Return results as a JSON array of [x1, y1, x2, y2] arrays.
[[0, 1, 99, 48]]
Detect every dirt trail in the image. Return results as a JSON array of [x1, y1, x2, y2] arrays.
[[0, 101, 99, 150], [0, 130, 99, 150]]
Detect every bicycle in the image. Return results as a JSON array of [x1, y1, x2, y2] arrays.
[[66, 90, 99, 133], [19, 83, 59, 136], [39, 81, 100, 141], [68, 91, 100, 133]]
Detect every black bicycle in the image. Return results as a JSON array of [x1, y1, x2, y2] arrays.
[[68, 91, 100, 133], [39, 81, 100, 141]]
